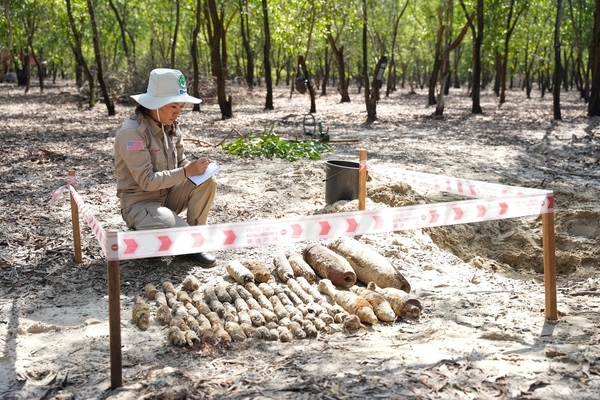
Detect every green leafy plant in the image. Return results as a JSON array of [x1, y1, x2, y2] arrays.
[[221, 125, 332, 162]]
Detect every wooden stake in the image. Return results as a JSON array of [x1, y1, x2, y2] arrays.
[[69, 169, 83, 264], [107, 238, 123, 388], [542, 212, 558, 320], [359, 150, 367, 211]]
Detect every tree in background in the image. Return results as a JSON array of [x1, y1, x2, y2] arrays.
[[86, 0, 115, 116], [19, 0, 44, 93], [499, 0, 528, 105], [435, 8, 473, 116], [65, 0, 95, 108], [589, 0, 600, 116], [326, 23, 351, 103], [191, 0, 202, 112], [385, 0, 409, 98], [568, 0, 592, 102], [107, 0, 134, 70], [553, 0, 563, 120], [460, 0, 483, 114], [205, 0, 232, 119], [239, 0, 254, 88], [261, 0, 273, 110], [2, 0, 599, 122]]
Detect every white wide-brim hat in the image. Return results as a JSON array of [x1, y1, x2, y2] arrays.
[[131, 68, 202, 110]]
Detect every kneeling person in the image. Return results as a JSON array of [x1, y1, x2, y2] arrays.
[[114, 68, 217, 267]]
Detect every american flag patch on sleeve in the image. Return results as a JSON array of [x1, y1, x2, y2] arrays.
[[127, 141, 144, 151]]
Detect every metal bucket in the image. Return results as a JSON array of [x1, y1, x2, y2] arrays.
[[324, 160, 363, 205]]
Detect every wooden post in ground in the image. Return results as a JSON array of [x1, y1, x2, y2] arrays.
[[106, 231, 123, 388], [69, 169, 83, 264], [359, 150, 367, 211], [542, 212, 558, 320]]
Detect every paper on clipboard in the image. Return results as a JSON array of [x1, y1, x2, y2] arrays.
[[187, 162, 221, 186]]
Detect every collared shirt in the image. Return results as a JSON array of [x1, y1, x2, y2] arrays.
[[114, 110, 190, 208]]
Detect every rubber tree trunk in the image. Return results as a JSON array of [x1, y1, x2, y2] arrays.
[[362, 0, 370, 111], [366, 56, 387, 123], [298, 55, 316, 113], [553, 0, 563, 120], [87, 0, 115, 116], [471, 0, 483, 113], [428, 18, 443, 106], [321, 46, 329, 96], [326, 30, 350, 103], [191, 0, 201, 112], [170, 0, 180, 69], [108, 0, 134, 70], [262, 0, 273, 110], [205, 0, 232, 119], [241, 0, 255, 88], [66, 0, 95, 108]]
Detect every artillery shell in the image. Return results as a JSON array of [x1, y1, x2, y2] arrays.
[[259, 282, 275, 298], [274, 252, 294, 282], [162, 281, 177, 296], [224, 321, 247, 342], [246, 260, 272, 283], [132, 298, 150, 331], [226, 260, 255, 285], [288, 253, 316, 283], [144, 283, 158, 300], [303, 244, 356, 288], [182, 275, 201, 291], [215, 284, 233, 303], [156, 304, 172, 326]]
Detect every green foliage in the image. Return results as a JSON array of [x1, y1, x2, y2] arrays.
[[221, 125, 332, 162]]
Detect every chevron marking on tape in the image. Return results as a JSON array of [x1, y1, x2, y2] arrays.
[[59, 163, 554, 262]]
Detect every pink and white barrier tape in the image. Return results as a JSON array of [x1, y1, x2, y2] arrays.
[[51, 176, 108, 255], [56, 163, 554, 262], [50, 175, 78, 207], [68, 185, 108, 255]]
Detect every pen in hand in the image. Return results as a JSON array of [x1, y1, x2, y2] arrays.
[[192, 153, 212, 164], [185, 153, 212, 177]]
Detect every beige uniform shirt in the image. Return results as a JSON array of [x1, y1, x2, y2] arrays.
[[114, 110, 191, 209]]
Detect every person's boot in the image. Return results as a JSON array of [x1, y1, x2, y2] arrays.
[[189, 251, 216, 267]]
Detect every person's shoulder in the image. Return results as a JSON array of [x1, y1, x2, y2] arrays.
[[117, 113, 148, 137]]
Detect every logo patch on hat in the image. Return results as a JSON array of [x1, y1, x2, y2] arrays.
[[178, 75, 186, 88]]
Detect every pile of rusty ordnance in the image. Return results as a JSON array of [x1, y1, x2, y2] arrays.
[[132, 236, 422, 347]]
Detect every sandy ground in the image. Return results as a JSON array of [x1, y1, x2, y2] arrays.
[[1, 81, 599, 399]]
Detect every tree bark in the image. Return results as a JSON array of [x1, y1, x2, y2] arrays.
[[362, 0, 370, 112], [298, 55, 316, 113], [205, 0, 232, 119], [241, 0, 255, 88], [262, 0, 273, 110], [588, 0, 600, 115], [191, 0, 202, 112], [66, 0, 95, 108], [553, 0, 563, 120], [387, 0, 409, 98], [87, 0, 115, 116], [326, 28, 350, 103], [435, 12, 474, 116], [170, 0, 180, 69], [321, 46, 329, 96], [568, 0, 590, 102], [499, 0, 526, 105], [459, 0, 482, 113], [367, 56, 387, 123], [108, 0, 133, 70]]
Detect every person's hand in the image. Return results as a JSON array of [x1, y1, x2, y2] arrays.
[[184, 158, 212, 177]]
